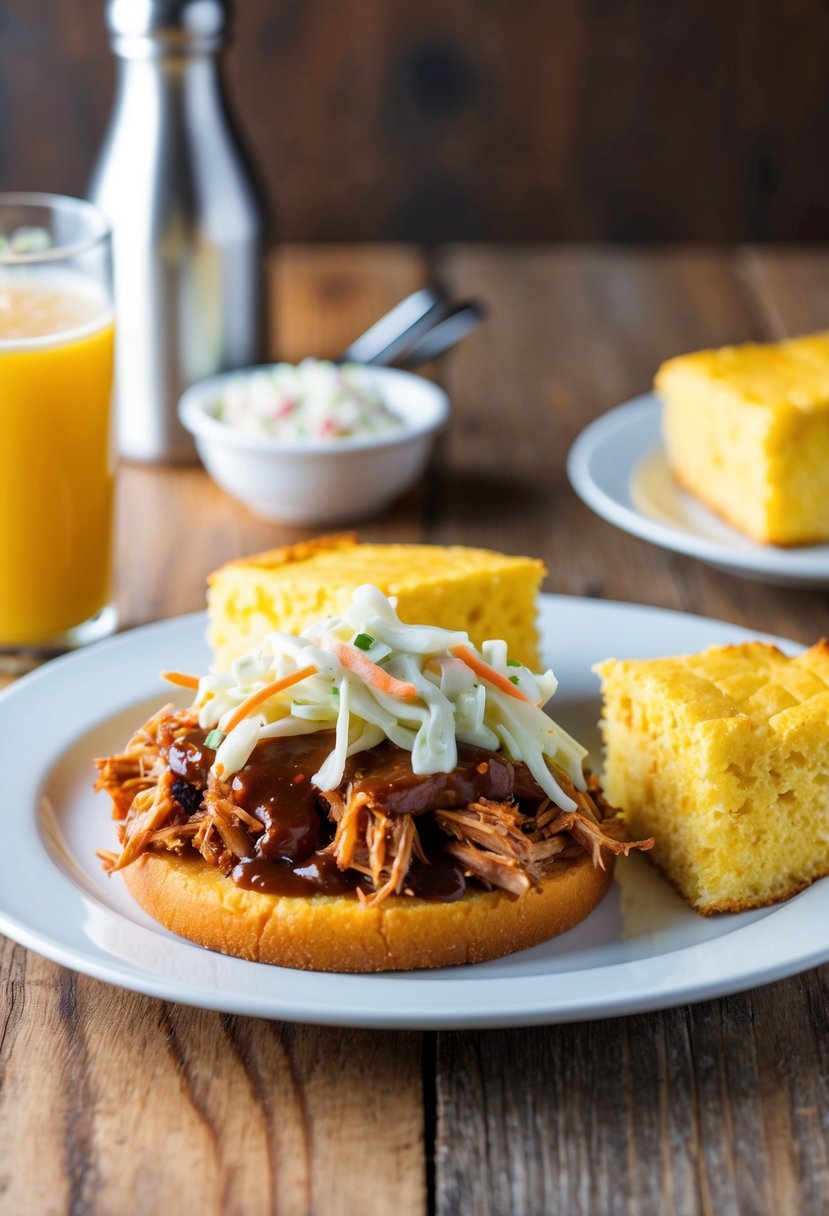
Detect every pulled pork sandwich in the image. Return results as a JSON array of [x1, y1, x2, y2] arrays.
[[96, 586, 652, 971]]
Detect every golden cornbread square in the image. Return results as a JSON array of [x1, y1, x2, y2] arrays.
[[596, 641, 829, 914], [207, 535, 545, 671], [656, 331, 829, 545]]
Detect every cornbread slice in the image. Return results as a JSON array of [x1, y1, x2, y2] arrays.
[[208, 535, 545, 670], [596, 641, 829, 914], [656, 331, 829, 545]]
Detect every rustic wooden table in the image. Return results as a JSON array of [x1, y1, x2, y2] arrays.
[[1, 245, 828, 1215]]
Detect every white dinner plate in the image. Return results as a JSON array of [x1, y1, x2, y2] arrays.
[[0, 598, 825, 1029], [567, 393, 829, 587]]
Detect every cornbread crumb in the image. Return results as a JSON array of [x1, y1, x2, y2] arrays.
[[656, 331, 829, 545], [207, 535, 545, 670], [596, 641, 829, 914]]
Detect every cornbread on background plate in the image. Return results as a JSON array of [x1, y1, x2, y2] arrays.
[[207, 534, 545, 670], [596, 641, 829, 914], [656, 330, 829, 546]]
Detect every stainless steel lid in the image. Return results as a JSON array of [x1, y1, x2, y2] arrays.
[[106, 0, 229, 54]]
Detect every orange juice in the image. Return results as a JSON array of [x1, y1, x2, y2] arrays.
[[0, 278, 115, 645]]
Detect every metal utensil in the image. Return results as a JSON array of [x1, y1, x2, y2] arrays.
[[395, 301, 485, 368], [339, 285, 448, 366]]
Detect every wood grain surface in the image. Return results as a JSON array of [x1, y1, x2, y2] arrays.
[[2, 245, 829, 1215], [4, 2, 829, 243]]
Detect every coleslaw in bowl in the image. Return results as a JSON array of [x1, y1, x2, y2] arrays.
[[217, 358, 405, 442], [179, 363, 450, 524]]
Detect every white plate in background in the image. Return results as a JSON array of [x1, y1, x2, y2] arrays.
[[567, 393, 829, 587]]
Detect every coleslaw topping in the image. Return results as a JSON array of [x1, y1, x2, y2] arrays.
[[180, 585, 588, 814]]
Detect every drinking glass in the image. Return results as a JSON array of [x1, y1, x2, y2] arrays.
[[0, 193, 116, 671]]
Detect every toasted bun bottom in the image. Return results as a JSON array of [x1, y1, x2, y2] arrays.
[[122, 851, 614, 972]]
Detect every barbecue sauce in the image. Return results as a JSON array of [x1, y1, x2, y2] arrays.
[[230, 735, 336, 862], [405, 851, 467, 902], [166, 729, 543, 902], [168, 732, 216, 787], [347, 740, 523, 815], [232, 852, 368, 897]]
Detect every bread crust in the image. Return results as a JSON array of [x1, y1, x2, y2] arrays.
[[122, 851, 614, 972], [208, 533, 358, 580], [670, 466, 829, 548], [644, 847, 829, 916]]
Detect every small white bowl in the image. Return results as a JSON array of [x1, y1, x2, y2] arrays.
[[179, 364, 451, 525]]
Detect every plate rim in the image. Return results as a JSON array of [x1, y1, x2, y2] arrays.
[[0, 599, 827, 1029], [567, 393, 829, 581]]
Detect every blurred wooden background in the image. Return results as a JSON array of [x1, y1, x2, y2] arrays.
[[3, 0, 829, 242]]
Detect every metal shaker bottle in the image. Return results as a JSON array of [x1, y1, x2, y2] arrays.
[[89, 0, 266, 463]]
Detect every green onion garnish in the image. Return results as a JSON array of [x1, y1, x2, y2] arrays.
[[204, 729, 225, 749], [353, 633, 375, 651], [331, 685, 340, 696], [509, 676, 520, 686], [506, 659, 522, 667]]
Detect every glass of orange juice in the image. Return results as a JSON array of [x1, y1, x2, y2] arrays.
[[0, 193, 116, 670]]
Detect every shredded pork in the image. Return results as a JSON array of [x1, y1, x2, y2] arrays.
[[96, 706, 653, 904]]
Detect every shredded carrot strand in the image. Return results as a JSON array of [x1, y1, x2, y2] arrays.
[[222, 664, 318, 733], [450, 644, 533, 703], [161, 670, 201, 690], [333, 642, 418, 699]]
